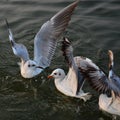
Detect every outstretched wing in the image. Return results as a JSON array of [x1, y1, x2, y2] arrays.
[[34, 0, 79, 68], [62, 37, 85, 95], [6, 19, 29, 63], [75, 56, 120, 97]]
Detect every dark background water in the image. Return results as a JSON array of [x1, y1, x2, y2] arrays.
[[0, 0, 120, 120]]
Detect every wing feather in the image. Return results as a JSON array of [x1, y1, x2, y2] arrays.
[[108, 50, 120, 91], [6, 19, 29, 62], [74, 56, 120, 97], [62, 37, 85, 95], [34, 1, 79, 67]]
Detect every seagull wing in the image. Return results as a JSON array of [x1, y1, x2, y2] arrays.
[[62, 38, 85, 95], [6, 19, 29, 62], [34, 0, 79, 68], [76, 56, 120, 97], [109, 71, 120, 91]]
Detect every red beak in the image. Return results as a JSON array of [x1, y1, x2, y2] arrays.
[[47, 75, 53, 79]]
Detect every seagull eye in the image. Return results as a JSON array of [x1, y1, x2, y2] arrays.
[[32, 64, 35, 67], [59, 73, 61, 76], [54, 73, 57, 75], [28, 64, 30, 67]]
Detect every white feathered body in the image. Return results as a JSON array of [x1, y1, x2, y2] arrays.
[[99, 94, 120, 116]]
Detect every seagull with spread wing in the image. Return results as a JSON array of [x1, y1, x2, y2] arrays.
[[48, 38, 92, 102], [98, 50, 120, 117], [73, 49, 120, 98], [6, 0, 79, 78], [73, 47, 120, 117]]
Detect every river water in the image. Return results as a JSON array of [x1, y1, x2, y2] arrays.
[[0, 0, 120, 120]]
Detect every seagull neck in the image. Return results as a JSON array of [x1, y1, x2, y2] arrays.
[[55, 75, 66, 83], [54, 78, 62, 86], [21, 59, 26, 65]]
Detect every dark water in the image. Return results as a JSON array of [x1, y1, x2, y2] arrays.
[[0, 0, 120, 120]]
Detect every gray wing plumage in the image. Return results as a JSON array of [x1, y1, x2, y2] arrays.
[[62, 38, 85, 95], [76, 56, 120, 97], [109, 71, 120, 91], [34, 0, 79, 68], [6, 19, 29, 62]]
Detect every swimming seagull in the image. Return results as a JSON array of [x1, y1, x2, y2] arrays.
[[98, 50, 120, 118], [48, 38, 92, 102], [6, 0, 79, 78]]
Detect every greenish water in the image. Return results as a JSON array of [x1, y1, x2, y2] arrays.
[[0, 0, 120, 120]]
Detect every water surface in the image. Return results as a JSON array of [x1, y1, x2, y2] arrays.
[[0, 0, 120, 120]]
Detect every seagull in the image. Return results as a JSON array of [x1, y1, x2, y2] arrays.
[[6, 0, 79, 78], [107, 50, 120, 90], [98, 50, 120, 118], [48, 38, 92, 102], [75, 48, 120, 117], [76, 51, 120, 97]]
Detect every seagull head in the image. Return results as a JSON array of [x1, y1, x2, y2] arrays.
[[21, 60, 43, 78], [23, 60, 43, 70], [48, 68, 65, 80]]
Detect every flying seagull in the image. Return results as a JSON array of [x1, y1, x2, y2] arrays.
[[48, 38, 92, 102], [6, 0, 79, 78]]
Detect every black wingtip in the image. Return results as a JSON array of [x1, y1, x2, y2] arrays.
[[70, 0, 80, 8], [75, 0, 80, 4], [10, 40, 14, 47], [62, 37, 71, 49], [5, 18, 10, 29], [63, 37, 71, 44], [61, 37, 71, 52], [61, 37, 73, 66]]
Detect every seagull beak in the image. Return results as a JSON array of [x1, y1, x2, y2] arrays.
[[47, 75, 53, 79], [36, 66, 44, 69]]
